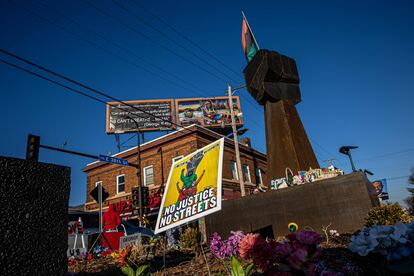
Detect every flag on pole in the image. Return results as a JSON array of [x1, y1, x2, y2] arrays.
[[241, 12, 259, 62]]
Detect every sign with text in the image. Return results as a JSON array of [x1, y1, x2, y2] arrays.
[[106, 99, 175, 133], [99, 155, 129, 166], [120, 233, 141, 248], [155, 138, 224, 234], [175, 96, 243, 129]]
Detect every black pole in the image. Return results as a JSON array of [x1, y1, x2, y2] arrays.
[[38, 144, 138, 168], [40, 144, 98, 159], [348, 152, 357, 172]]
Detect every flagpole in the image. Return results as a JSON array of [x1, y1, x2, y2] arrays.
[[241, 11, 260, 50]]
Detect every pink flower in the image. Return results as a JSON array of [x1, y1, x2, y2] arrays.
[[238, 233, 263, 259]]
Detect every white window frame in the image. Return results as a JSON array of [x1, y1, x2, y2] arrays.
[[172, 155, 184, 163], [255, 168, 263, 185], [243, 164, 251, 183], [95, 181, 102, 187], [143, 165, 154, 186], [230, 160, 239, 180], [116, 174, 125, 194]]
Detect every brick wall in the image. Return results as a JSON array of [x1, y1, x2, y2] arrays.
[[84, 127, 267, 211]]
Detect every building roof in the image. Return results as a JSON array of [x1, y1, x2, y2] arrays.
[[83, 124, 266, 172]]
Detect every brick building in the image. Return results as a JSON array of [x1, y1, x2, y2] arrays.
[[83, 124, 267, 221]]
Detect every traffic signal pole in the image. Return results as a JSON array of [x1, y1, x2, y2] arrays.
[[26, 134, 138, 168]]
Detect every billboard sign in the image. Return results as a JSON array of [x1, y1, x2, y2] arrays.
[[106, 99, 175, 133], [175, 96, 242, 128], [154, 138, 224, 234]]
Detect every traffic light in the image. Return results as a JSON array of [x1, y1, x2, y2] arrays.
[[26, 134, 40, 161], [140, 186, 149, 207], [132, 187, 139, 208]]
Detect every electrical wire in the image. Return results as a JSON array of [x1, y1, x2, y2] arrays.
[[356, 148, 414, 163], [131, 0, 242, 80], [111, 0, 242, 84], [8, 1, 264, 136], [82, 0, 229, 84], [0, 50, 249, 140], [28, 0, 264, 127], [10, 0, 208, 98], [0, 49, 183, 129], [31, 0, 212, 98], [126, 0, 264, 116]]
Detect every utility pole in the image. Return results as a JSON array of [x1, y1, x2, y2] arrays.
[[136, 127, 143, 227], [227, 84, 246, 197]]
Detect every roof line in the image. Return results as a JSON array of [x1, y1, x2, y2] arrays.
[[86, 124, 197, 166]]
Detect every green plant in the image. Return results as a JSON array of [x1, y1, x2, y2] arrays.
[[230, 256, 253, 276], [121, 264, 150, 276], [179, 227, 198, 250], [365, 203, 412, 227]]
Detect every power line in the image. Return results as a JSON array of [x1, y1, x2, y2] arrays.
[[0, 48, 183, 129], [8, 1, 264, 135], [11, 0, 208, 98], [0, 49, 250, 140], [32, 0, 213, 98], [131, 0, 242, 80], [82, 0, 229, 84], [111, 0, 242, 84], [356, 148, 414, 163], [21, 0, 265, 127], [387, 175, 410, 181], [308, 137, 346, 168], [125, 0, 264, 116]]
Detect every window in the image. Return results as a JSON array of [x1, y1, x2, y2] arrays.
[[95, 181, 102, 187], [117, 175, 125, 194], [230, 161, 239, 180], [255, 167, 263, 185], [243, 164, 251, 182], [143, 166, 154, 186], [172, 155, 183, 163]]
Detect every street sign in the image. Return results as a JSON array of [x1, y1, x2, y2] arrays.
[[99, 155, 129, 166], [90, 185, 109, 202]]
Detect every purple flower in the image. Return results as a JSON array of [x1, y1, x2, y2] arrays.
[[295, 230, 324, 245], [225, 231, 245, 256], [275, 242, 293, 258], [210, 232, 226, 259], [287, 248, 308, 269]]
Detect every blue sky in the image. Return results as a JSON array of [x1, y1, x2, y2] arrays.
[[0, 0, 412, 206]]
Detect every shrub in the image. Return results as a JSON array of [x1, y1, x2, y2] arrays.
[[179, 227, 198, 250], [365, 203, 412, 227]]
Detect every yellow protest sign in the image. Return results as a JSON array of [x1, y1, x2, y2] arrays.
[[154, 138, 224, 234]]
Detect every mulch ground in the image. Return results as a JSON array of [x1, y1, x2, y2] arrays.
[[68, 234, 412, 275]]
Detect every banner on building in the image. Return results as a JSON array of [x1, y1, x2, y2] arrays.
[[154, 138, 224, 234], [106, 99, 175, 133], [175, 97, 243, 129], [369, 178, 389, 201]]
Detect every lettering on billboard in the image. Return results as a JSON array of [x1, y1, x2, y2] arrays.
[[106, 99, 175, 133], [155, 138, 224, 234], [175, 97, 242, 128]]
